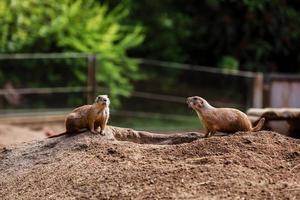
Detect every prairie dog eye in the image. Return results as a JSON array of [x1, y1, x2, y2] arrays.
[[193, 97, 197, 101]]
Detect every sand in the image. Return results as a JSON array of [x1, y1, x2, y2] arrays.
[[0, 124, 47, 146], [0, 126, 299, 199]]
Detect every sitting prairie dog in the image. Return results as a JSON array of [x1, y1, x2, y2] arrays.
[[187, 96, 265, 137], [47, 95, 110, 138]]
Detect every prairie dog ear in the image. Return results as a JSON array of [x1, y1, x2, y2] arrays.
[[94, 96, 100, 103]]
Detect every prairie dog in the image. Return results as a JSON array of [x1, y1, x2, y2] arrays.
[[187, 96, 265, 137], [47, 95, 110, 138]]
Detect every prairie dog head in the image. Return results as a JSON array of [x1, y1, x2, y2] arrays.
[[186, 96, 212, 110], [94, 95, 110, 107]]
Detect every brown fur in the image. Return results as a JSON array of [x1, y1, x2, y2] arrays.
[[187, 96, 265, 137], [47, 95, 110, 138]]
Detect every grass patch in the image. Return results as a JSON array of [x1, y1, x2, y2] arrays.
[[110, 112, 202, 132]]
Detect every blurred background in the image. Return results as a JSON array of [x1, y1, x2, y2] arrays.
[[0, 0, 300, 144]]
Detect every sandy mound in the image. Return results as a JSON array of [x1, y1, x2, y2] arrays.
[[0, 127, 299, 199]]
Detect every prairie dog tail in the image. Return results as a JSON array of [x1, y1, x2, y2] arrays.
[[46, 131, 68, 138], [251, 117, 265, 132]]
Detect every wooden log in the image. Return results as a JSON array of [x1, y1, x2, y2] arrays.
[[247, 108, 300, 120], [247, 108, 300, 138]]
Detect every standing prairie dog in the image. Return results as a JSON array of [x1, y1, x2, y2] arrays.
[[47, 95, 110, 138], [187, 96, 265, 137]]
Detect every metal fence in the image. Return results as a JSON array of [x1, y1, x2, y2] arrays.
[[0, 53, 262, 131]]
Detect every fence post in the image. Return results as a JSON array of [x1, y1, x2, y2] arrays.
[[87, 55, 97, 104], [252, 72, 263, 108]]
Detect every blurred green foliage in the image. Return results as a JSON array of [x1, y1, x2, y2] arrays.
[[107, 0, 300, 73], [1, 0, 300, 111], [218, 55, 239, 72], [0, 0, 144, 105]]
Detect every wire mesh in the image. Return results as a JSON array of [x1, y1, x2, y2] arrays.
[[0, 53, 256, 131]]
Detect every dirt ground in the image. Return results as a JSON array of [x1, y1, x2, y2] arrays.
[[0, 126, 300, 199], [0, 124, 46, 146]]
